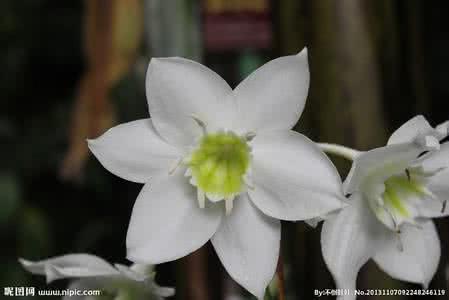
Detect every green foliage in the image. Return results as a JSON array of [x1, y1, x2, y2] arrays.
[[0, 173, 21, 228]]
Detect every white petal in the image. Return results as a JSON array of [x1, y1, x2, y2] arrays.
[[427, 173, 449, 217], [146, 57, 234, 146], [233, 49, 309, 133], [436, 120, 449, 140], [248, 131, 344, 221], [416, 197, 449, 218], [88, 119, 181, 183], [344, 143, 423, 195], [152, 284, 176, 297], [321, 194, 387, 300], [419, 143, 449, 217], [104, 264, 176, 298], [388, 115, 433, 145], [211, 194, 280, 299], [126, 172, 222, 264], [18, 254, 118, 283], [130, 263, 154, 276], [373, 220, 441, 288], [421, 142, 449, 172], [416, 169, 449, 218], [114, 264, 146, 282]]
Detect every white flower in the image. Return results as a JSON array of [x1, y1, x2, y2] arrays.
[[19, 254, 174, 300], [321, 115, 449, 299], [88, 49, 345, 298]]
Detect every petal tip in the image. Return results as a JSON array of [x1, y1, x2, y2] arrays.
[[295, 48, 309, 63], [297, 47, 308, 57], [148, 57, 163, 65], [86, 138, 96, 147], [86, 137, 102, 150], [86, 139, 100, 156], [255, 290, 266, 300], [18, 258, 32, 269]]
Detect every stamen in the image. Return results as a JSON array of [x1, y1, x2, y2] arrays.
[[225, 196, 234, 215], [186, 130, 251, 213], [244, 131, 256, 142], [197, 190, 205, 209], [190, 115, 207, 135], [168, 158, 182, 175], [382, 204, 399, 231]]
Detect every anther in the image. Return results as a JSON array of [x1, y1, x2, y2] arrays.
[[243, 131, 256, 142]]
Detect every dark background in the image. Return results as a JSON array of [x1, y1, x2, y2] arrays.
[[1, 0, 448, 299]]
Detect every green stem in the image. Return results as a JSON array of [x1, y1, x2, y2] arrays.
[[317, 143, 361, 161]]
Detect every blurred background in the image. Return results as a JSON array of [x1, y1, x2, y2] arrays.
[[1, 0, 448, 299]]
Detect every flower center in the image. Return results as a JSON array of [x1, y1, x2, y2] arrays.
[[367, 168, 433, 231], [186, 131, 252, 214]]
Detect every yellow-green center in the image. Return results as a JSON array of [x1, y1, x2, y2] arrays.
[[187, 131, 251, 201], [382, 174, 425, 218], [369, 170, 429, 231]]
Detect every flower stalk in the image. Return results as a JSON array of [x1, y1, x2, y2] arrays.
[[317, 143, 361, 161]]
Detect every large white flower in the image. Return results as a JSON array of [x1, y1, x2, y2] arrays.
[[320, 115, 449, 299], [88, 49, 345, 298], [19, 254, 175, 300]]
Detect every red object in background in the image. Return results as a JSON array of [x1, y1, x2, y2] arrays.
[[203, 0, 272, 51]]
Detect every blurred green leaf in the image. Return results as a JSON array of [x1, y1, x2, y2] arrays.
[[17, 205, 52, 258], [0, 173, 21, 228]]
